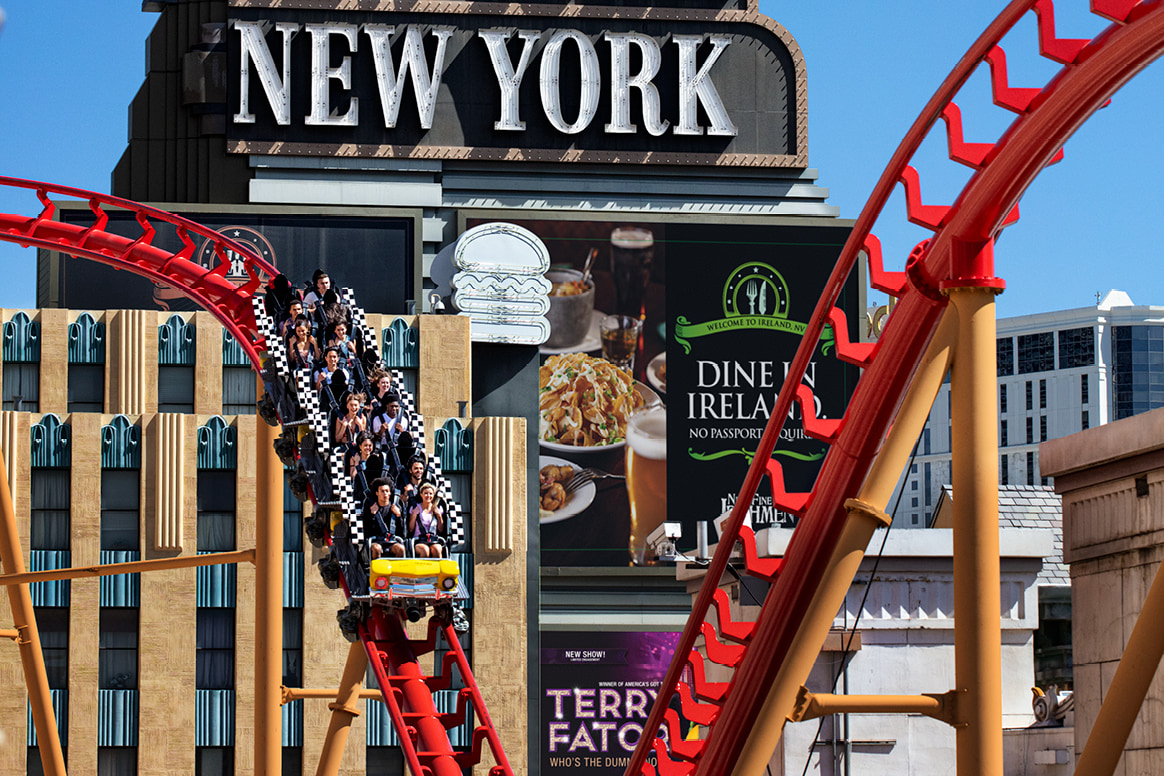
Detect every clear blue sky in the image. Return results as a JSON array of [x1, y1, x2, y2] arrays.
[[1, 1, 1160, 318]]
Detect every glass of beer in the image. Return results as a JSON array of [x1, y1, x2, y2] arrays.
[[626, 403, 667, 565], [610, 227, 654, 318], [600, 314, 642, 372]]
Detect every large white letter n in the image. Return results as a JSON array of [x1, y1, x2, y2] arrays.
[[234, 21, 299, 126]]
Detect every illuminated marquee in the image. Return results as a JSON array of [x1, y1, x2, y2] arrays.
[[226, 2, 806, 167]]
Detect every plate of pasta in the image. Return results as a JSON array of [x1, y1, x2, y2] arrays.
[[538, 352, 660, 452]]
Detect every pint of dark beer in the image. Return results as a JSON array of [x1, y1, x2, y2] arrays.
[[610, 227, 654, 318]]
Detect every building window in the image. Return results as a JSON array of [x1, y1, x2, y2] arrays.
[[67, 363, 104, 412], [31, 470, 70, 551], [35, 607, 69, 689], [284, 476, 303, 553], [1027, 452, 1036, 486], [911, 514, 919, 526], [1001, 456, 1009, 486], [911, 497, 918, 508], [101, 471, 140, 551], [1082, 411, 1090, 430], [97, 748, 137, 776], [923, 428, 931, 456], [1059, 326, 1096, 368], [999, 384, 1007, 414], [1026, 417, 1034, 445], [1018, 332, 1055, 374], [196, 609, 235, 690], [1000, 420, 1008, 447], [283, 609, 303, 688], [1026, 381, 1033, 411], [1039, 379, 1047, 409], [910, 480, 918, 491], [924, 463, 932, 506], [99, 608, 138, 689], [1113, 325, 1164, 420], [195, 747, 234, 776], [1081, 374, 1089, 405], [1040, 416, 1048, 442], [198, 472, 236, 552], [222, 366, 256, 416], [1042, 476, 1050, 486], [2, 362, 39, 411], [158, 365, 195, 413], [997, 337, 1014, 376]]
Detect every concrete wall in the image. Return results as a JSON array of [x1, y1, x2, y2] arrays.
[[1042, 405, 1164, 775]]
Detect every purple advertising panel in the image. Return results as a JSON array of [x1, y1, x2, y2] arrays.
[[541, 631, 682, 775]]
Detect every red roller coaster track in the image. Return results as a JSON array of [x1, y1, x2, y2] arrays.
[[2, 2, 1163, 775], [625, 2, 1164, 775]]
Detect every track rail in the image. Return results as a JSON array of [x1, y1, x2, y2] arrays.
[[627, 2, 1164, 775], [0, 179, 514, 776], [0, 176, 278, 367]]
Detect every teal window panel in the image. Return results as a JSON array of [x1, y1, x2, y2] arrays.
[[382, 318, 419, 368], [222, 329, 250, 367], [26, 689, 67, 748], [283, 552, 303, 608], [97, 689, 138, 747], [29, 551, 70, 608], [30, 415, 70, 468], [434, 689, 474, 748], [196, 554, 237, 608], [4, 311, 40, 362], [451, 552, 473, 610], [365, 699, 399, 747], [101, 416, 141, 469], [99, 550, 140, 608], [196, 690, 235, 747], [281, 700, 303, 748], [68, 313, 105, 364], [197, 417, 237, 470], [158, 314, 196, 366], [434, 419, 472, 473]]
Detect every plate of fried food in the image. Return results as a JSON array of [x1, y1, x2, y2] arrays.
[[647, 352, 667, 394], [538, 456, 595, 524], [539, 352, 659, 452]]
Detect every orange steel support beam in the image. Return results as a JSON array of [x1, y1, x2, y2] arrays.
[[1, 627, 19, 640], [1074, 549, 1164, 776], [255, 417, 284, 775], [0, 450, 67, 776], [0, 549, 256, 585], [947, 276, 1004, 775], [283, 686, 382, 703], [791, 687, 959, 727], [315, 642, 370, 776], [727, 309, 958, 776]]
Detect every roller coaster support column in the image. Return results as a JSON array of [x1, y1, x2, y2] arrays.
[[945, 238, 1005, 776], [316, 642, 369, 776], [256, 417, 284, 774], [1074, 547, 1164, 776], [0, 451, 67, 776], [729, 308, 958, 776]]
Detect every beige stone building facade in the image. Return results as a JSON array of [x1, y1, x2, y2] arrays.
[[1042, 406, 1164, 774], [0, 307, 528, 775]]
